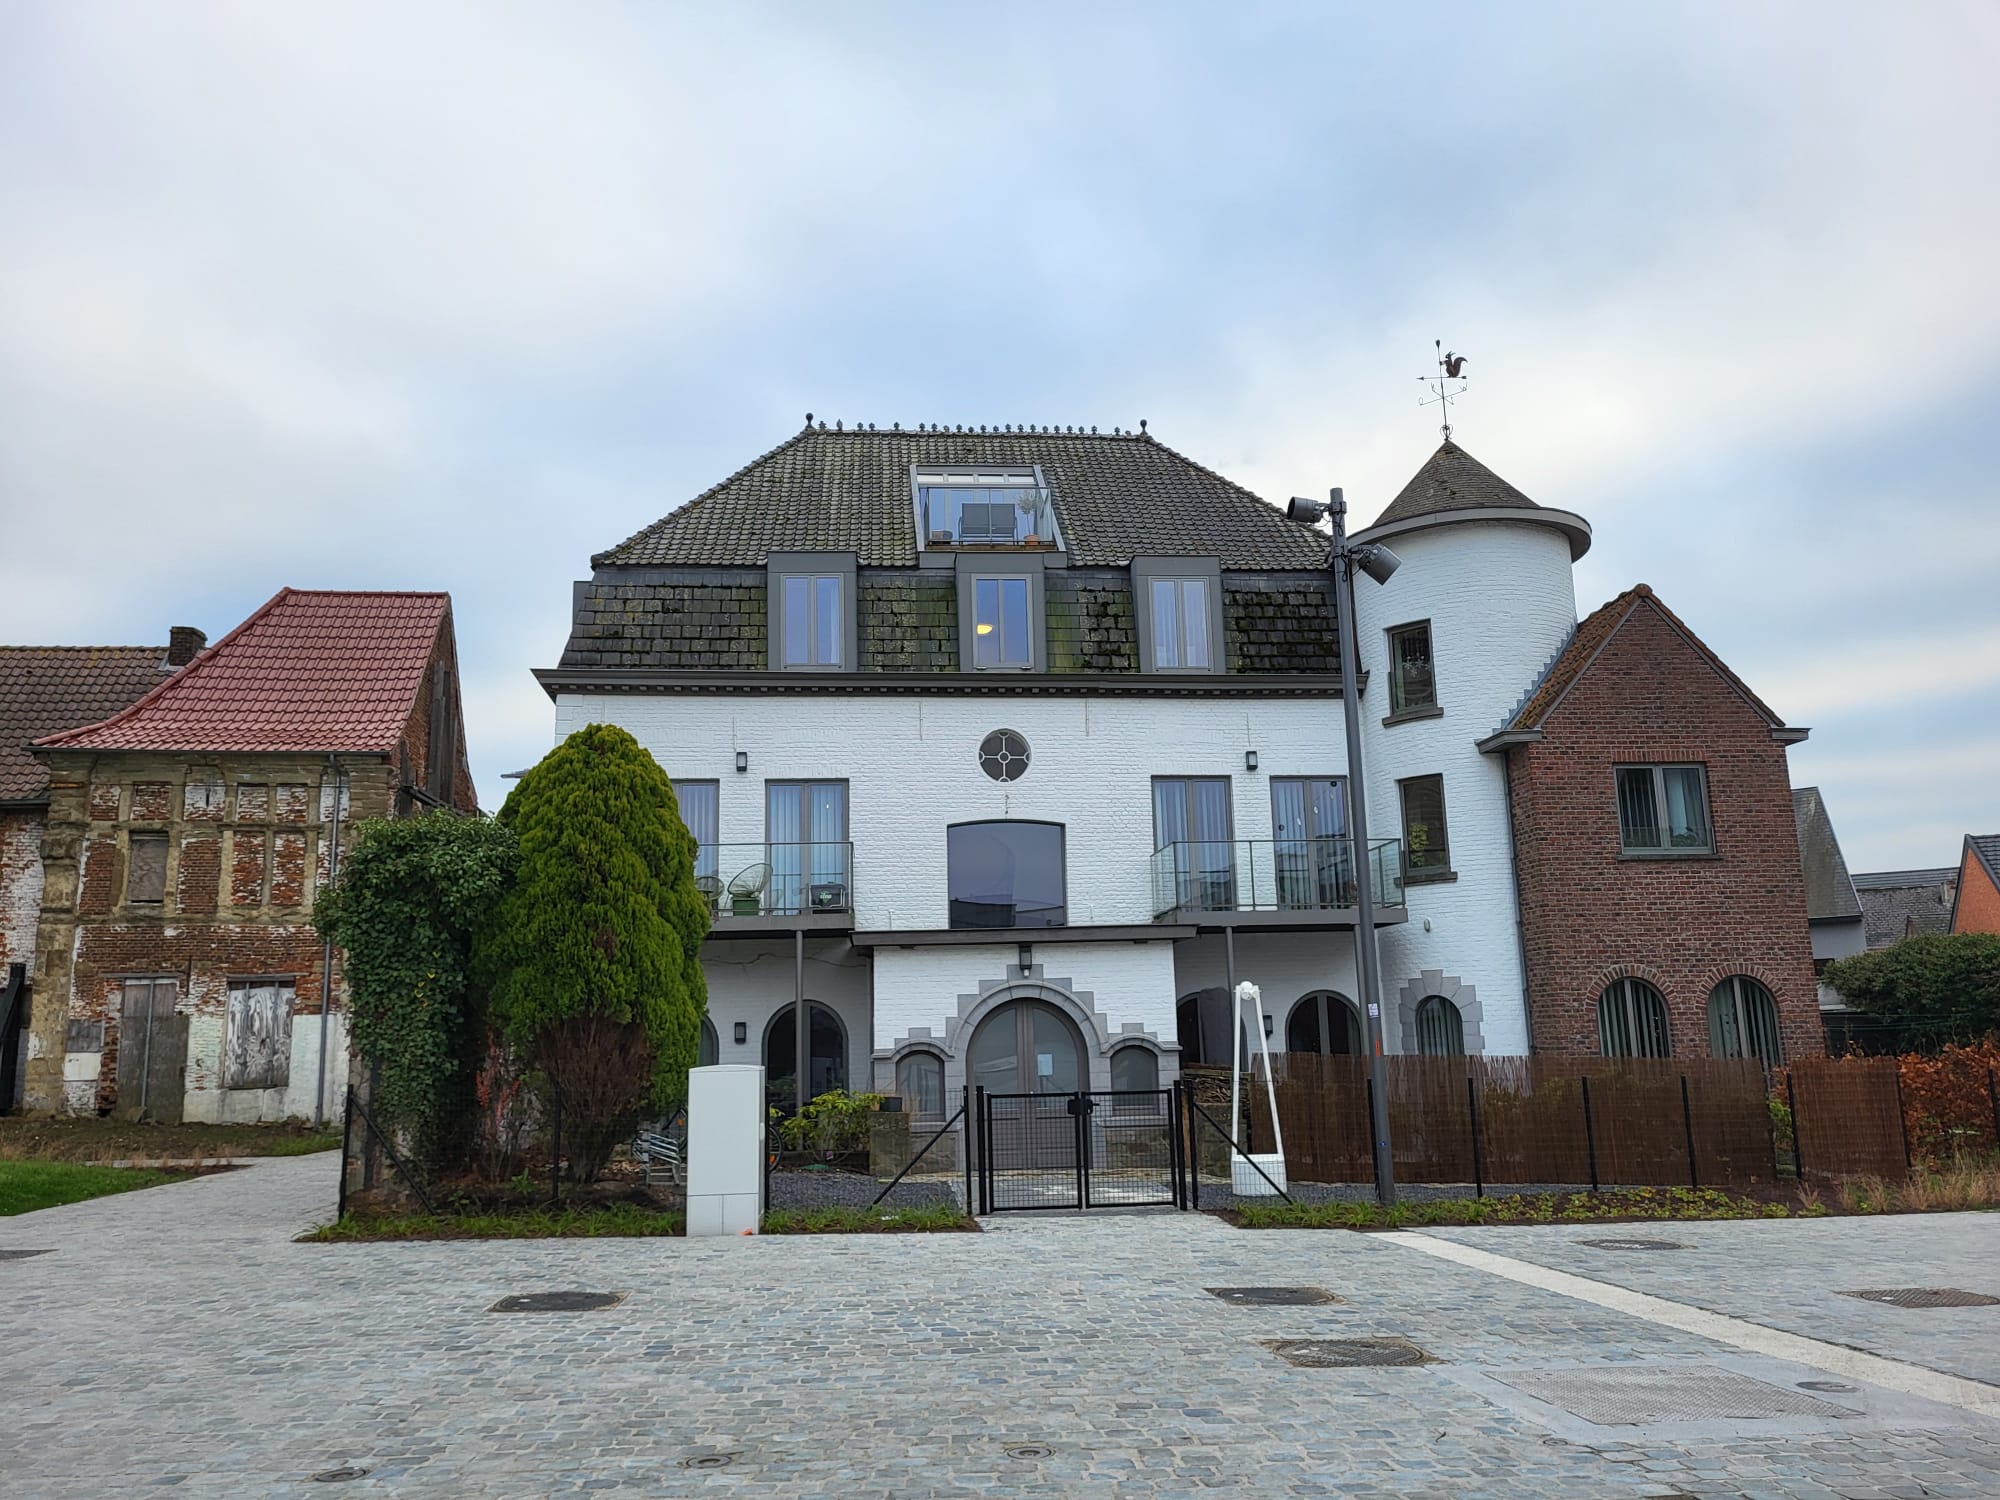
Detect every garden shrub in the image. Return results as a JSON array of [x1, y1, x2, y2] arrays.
[[1824, 934, 2000, 1051]]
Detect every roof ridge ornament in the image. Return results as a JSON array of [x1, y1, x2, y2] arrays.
[[1418, 339, 1469, 441]]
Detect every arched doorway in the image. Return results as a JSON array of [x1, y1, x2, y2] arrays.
[[698, 1016, 719, 1068], [763, 1002, 846, 1112], [1286, 992, 1360, 1055], [968, 998, 1086, 1095]]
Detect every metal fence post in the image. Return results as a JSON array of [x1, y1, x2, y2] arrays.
[[1466, 1074, 1484, 1200], [549, 1081, 563, 1210], [1989, 1068, 2000, 1153], [1581, 1075, 1600, 1194], [976, 1086, 990, 1215], [960, 1085, 973, 1212], [336, 1085, 355, 1222], [1680, 1074, 1698, 1189], [1785, 1070, 1804, 1180], [1893, 1067, 1912, 1169], [1185, 1082, 1200, 1212]]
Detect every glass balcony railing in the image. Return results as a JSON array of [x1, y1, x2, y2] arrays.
[[1149, 838, 1405, 920], [696, 842, 854, 919]]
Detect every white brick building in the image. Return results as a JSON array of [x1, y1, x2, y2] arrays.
[[536, 422, 1593, 1131]]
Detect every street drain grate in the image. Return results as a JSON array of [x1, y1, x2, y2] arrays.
[[1004, 1444, 1053, 1460], [1491, 1366, 1854, 1425], [488, 1290, 627, 1313], [680, 1454, 739, 1470], [1207, 1285, 1343, 1306], [1840, 1287, 2000, 1309], [1264, 1336, 1431, 1368], [1799, 1380, 1858, 1393], [0, 1249, 54, 1261], [310, 1466, 370, 1483], [1574, 1238, 1686, 1251]]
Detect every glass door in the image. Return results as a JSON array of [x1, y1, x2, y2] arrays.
[[1152, 777, 1234, 911], [1272, 777, 1350, 907], [766, 781, 848, 915]]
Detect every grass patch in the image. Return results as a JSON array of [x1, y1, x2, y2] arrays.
[[304, 1201, 685, 1242], [1232, 1186, 1811, 1230], [0, 1117, 339, 1163], [760, 1202, 978, 1234], [0, 1160, 192, 1216]]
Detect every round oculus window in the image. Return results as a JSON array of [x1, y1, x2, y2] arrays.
[[978, 729, 1031, 782]]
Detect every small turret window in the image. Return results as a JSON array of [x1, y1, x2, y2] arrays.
[[1386, 621, 1436, 713]]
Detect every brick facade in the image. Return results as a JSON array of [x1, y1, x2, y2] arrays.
[[22, 612, 477, 1118], [1503, 594, 1823, 1062], [1951, 842, 2000, 935]]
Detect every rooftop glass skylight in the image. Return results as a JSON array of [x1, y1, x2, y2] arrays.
[[913, 466, 1061, 550]]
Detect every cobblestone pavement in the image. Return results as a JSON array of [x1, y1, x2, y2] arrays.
[[2, 1159, 1998, 1498], [1422, 1214, 2000, 1385]]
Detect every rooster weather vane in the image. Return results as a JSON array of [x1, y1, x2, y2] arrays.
[[1419, 339, 1468, 441]]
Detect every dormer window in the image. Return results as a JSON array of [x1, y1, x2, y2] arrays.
[[913, 467, 1061, 551]]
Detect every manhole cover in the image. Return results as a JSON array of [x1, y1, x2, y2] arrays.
[[488, 1290, 627, 1313], [1840, 1287, 2000, 1309], [1799, 1380, 1858, 1393], [1004, 1444, 1053, 1460], [0, 1249, 53, 1261], [310, 1466, 370, 1483], [1491, 1366, 1854, 1425], [1263, 1336, 1431, 1368], [680, 1454, 738, 1470], [1207, 1285, 1343, 1306], [1574, 1238, 1686, 1251]]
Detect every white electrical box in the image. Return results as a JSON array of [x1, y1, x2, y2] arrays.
[[685, 1064, 765, 1237]]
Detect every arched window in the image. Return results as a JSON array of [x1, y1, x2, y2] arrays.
[[698, 1016, 719, 1068], [1415, 996, 1465, 1056], [1598, 978, 1672, 1058], [967, 998, 1086, 1095], [1110, 1045, 1159, 1092], [1708, 976, 1781, 1063], [763, 1002, 847, 1112], [1286, 992, 1360, 1055], [895, 1050, 945, 1120]]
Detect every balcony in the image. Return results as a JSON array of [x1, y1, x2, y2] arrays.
[[1149, 838, 1407, 929], [696, 842, 855, 936]]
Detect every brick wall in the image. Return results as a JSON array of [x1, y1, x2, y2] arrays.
[[1506, 598, 1823, 1062], [1952, 845, 2000, 935]]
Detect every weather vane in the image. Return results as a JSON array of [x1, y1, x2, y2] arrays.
[[1418, 339, 1468, 441]]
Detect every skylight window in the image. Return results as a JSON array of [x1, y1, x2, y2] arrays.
[[913, 466, 1061, 550]]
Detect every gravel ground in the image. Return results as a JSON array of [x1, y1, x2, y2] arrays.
[[1197, 1179, 1589, 1211], [766, 1169, 962, 1211]]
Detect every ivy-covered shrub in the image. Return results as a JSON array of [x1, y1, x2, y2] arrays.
[[480, 724, 710, 1132], [776, 1089, 885, 1156], [314, 813, 519, 1175], [1825, 934, 2000, 1051]]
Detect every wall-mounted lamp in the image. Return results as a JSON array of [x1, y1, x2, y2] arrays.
[[734, 750, 749, 774], [1262, 1012, 1275, 1038], [1244, 749, 1258, 773], [733, 1021, 747, 1045], [1017, 942, 1033, 974]]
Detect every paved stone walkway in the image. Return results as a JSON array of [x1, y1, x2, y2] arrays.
[[2, 1158, 1998, 1497]]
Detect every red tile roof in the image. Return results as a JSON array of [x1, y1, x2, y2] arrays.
[[36, 589, 450, 756], [0, 646, 176, 801]]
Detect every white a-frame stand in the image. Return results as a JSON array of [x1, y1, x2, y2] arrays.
[[1229, 980, 1288, 1196]]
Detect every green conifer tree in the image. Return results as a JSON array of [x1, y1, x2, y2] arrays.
[[483, 724, 710, 1142]]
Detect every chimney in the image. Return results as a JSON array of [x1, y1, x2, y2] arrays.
[[166, 626, 206, 667]]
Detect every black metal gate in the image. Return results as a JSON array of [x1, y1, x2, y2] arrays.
[[975, 1085, 1184, 1212]]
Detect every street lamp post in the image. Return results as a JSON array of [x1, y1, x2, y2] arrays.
[[1289, 487, 1400, 1208]]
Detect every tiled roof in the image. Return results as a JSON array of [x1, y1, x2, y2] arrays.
[[1369, 441, 1540, 527], [1970, 835, 2000, 884], [593, 422, 1331, 570], [36, 590, 449, 755], [1791, 787, 1863, 922], [1852, 869, 1957, 949], [1497, 584, 1790, 736], [0, 647, 174, 801]]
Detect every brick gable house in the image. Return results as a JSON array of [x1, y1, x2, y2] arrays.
[[1480, 585, 1823, 1063], [21, 589, 475, 1122], [0, 630, 208, 1108], [1949, 835, 2000, 935]]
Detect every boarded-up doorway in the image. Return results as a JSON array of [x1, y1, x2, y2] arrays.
[[117, 977, 187, 1123]]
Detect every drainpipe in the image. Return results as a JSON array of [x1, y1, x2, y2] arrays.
[[794, 929, 807, 1114], [1500, 757, 1535, 1047], [314, 756, 346, 1127]]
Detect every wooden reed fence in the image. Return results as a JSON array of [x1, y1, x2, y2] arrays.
[[1787, 1056, 1908, 1180], [1246, 1054, 1778, 1188]]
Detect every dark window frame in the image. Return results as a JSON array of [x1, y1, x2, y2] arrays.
[[766, 551, 858, 672], [945, 819, 1068, 930], [1384, 619, 1440, 720], [1396, 774, 1453, 882], [1614, 762, 1714, 856], [1131, 555, 1225, 675], [1598, 977, 1673, 1058], [126, 831, 169, 906], [955, 554, 1047, 673]]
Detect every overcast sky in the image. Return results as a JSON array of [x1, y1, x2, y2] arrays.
[[3, 2, 1995, 871]]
